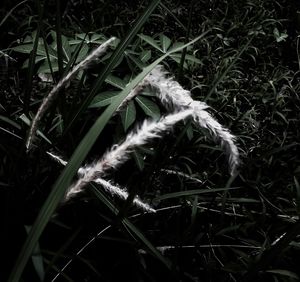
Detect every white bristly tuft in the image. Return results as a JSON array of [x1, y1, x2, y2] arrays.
[[146, 65, 239, 175], [26, 37, 116, 151], [64, 109, 193, 201]]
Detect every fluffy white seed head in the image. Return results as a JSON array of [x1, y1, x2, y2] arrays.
[[146, 65, 239, 175], [26, 37, 116, 151], [65, 109, 193, 201]]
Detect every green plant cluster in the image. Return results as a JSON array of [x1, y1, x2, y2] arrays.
[[1, 0, 300, 281]]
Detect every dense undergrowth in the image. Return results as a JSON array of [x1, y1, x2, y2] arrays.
[[1, 0, 300, 281]]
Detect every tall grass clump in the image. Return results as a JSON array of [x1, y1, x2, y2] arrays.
[[1, 0, 300, 281]]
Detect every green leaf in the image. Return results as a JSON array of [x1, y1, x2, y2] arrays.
[[273, 28, 288, 42], [170, 53, 202, 64], [89, 91, 120, 108], [160, 34, 171, 53], [135, 96, 160, 119], [90, 33, 105, 43], [25, 226, 44, 282], [105, 74, 127, 89], [61, 35, 72, 62], [169, 41, 185, 51], [75, 43, 89, 62], [38, 60, 59, 73], [139, 50, 152, 62], [0, 115, 21, 129], [126, 52, 145, 69], [138, 34, 163, 52], [12, 41, 58, 62], [121, 101, 136, 131], [11, 44, 35, 54], [22, 55, 46, 69]]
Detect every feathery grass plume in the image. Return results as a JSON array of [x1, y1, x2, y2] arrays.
[[46, 151, 155, 212], [65, 109, 193, 201], [26, 37, 116, 151], [146, 65, 239, 175]]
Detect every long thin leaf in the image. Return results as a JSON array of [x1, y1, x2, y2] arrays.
[[0, 0, 28, 27], [91, 185, 172, 270], [156, 187, 240, 201], [8, 32, 208, 282]]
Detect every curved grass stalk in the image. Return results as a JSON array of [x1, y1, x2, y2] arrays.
[[26, 37, 116, 151]]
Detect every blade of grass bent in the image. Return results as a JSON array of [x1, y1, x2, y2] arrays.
[[8, 34, 206, 282], [156, 187, 240, 201], [0, 0, 28, 27], [64, 0, 161, 134], [91, 186, 172, 270]]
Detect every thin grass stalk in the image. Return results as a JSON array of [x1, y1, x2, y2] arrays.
[[55, 0, 63, 76], [52, 205, 182, 281], [23, 0, 44, 114], [177, 0, 196, 80], [25, 37, 116, 151], [0, 0, 29, 27], [244, 221, 300, 281]]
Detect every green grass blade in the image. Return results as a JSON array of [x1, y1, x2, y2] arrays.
[[23, 0, 45, 114], [23, 28, 40, 114], [91, 186, 172, 270], [55, 0, 63, 76], [177, 0, 196, 79], [8, 33, 206, 282], [156, 187, 240, 201], [0, 0, 28, 27]]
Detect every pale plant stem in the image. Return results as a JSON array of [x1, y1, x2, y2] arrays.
[[138, 244, 261, 254], [161, 168, 203, 183], [26, 37, 116, 151], [46, 151, 155, 212], [51, 205, 182, 281]]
